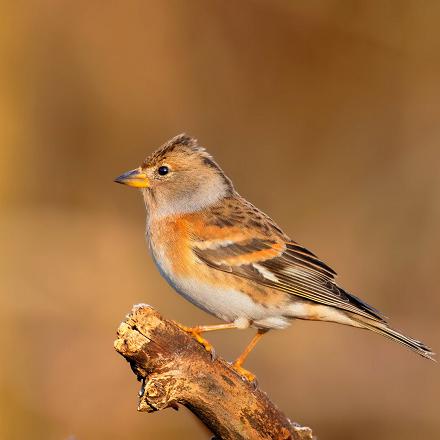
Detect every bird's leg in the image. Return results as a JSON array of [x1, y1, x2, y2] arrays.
[[175, 322, 237, 358], [232, 329, 268, 382]]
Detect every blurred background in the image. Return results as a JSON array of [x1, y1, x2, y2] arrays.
[[1, 1, 439, 439]]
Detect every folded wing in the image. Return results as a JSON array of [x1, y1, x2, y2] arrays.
[[194, 235, 386, 323]]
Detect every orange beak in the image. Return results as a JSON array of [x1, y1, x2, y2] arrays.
[[114, 167, 149, 188]]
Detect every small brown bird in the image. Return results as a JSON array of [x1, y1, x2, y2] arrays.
[[115, 134, 434, 381]]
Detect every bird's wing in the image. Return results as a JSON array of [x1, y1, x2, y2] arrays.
[[193, 204, 386, 322]]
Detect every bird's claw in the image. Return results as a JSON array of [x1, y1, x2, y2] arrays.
[[231, 363, 258, 386], [176, 324, 216, 361]]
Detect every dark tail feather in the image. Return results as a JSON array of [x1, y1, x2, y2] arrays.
[[351, 315, 435, 361]]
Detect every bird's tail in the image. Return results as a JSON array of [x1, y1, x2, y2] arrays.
[[349, 314, 435, 361]]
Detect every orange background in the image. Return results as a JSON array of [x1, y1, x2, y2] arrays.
[[1, 1, 439, 439]]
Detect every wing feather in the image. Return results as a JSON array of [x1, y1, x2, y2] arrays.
[[194, 236, 386, 322]]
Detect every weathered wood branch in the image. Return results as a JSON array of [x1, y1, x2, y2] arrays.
[[114, 304, 314, 440]]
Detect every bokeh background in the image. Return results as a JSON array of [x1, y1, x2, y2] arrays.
[[1, 1, 439, 439]]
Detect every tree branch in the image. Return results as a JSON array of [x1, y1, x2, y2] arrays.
[[114, 304, 314, 440]]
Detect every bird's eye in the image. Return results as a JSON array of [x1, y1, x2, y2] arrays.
[[158, 166, 169, 176]]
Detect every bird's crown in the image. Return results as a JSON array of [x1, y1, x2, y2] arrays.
[[142, 133, 206, 168]]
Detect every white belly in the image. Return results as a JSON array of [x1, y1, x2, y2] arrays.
[[169, 274, 292, 329], [149, 239, 291, 329]]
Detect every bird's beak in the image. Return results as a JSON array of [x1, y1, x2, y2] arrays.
[[114, 167, 149, 188]]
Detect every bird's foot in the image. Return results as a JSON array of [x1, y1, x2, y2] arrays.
[[231, 362, 257, 385], [175, 324, 216, 359]]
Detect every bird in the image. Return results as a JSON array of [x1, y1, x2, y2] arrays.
[[115, 133, 434, 381]]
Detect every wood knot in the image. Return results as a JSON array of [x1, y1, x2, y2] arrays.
[[138, 375, 179, 413]]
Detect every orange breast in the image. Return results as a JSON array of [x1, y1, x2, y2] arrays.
[[148, 216, 189, 275]]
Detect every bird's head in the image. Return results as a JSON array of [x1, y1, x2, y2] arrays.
[[115, 134, 234, 217]]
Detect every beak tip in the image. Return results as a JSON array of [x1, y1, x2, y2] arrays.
[[114, 168, 149, 188]]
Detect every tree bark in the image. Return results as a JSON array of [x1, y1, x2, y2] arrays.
[[114, 304, 314, 440]]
